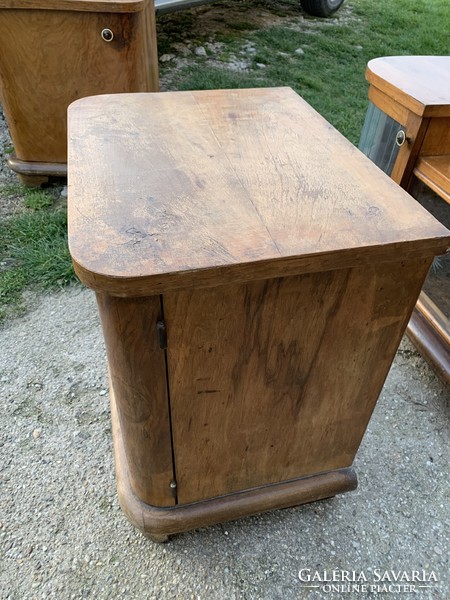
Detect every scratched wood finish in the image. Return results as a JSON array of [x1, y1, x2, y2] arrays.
[[0, 2, 158, 166], [165, 259, 432, 505], [68, 88, 450, 297], [366, 56, 450, 118], [96, 293, 175, 507]]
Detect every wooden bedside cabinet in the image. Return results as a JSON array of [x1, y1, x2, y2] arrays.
[[360, 56, 450, 384], [68, 88, 450, 540], [0, 0, 159, 186]]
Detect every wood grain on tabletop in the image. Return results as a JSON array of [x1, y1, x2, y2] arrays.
[[366, 56, 450, 118], [96, 293, 175, 507], [165, 258, 432, 504], [68, 88, 450, 295], [0, 3, 158, 163]]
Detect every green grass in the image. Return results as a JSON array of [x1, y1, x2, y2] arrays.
[[1, 0, 449, 320], [158, 0, 450, 143], [0, 187, 76, 320], [23, 189, 54, 210]]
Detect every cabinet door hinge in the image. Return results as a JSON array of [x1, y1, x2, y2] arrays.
[[156, 320, 167, 350]]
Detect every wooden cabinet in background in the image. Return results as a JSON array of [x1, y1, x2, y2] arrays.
[[68, 88, 450, 540], [0, 0, 159, 186], [360, 56, 450, 385]]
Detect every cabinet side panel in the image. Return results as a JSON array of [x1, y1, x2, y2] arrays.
[[141, 0, 159, 92], [165, 258, 432, 505], [96, 293, 175, 507]]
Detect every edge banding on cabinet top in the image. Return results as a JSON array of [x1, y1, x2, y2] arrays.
[[0, 0, 147, 12], [366, 56, 450, 118], [68, 87, 450, 296]]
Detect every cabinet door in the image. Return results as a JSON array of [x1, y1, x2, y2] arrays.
[[0, 8, 158, 163], [164, 261, 430, 505], [96, 293, 175, 508], [360, 98, 429, 188]]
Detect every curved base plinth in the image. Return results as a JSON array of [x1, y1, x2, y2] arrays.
[[7, 155, 67, 187], [110, 389, 358, 541]]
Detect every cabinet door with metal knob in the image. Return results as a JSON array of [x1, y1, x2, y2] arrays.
[[0, 0, 159, 185]]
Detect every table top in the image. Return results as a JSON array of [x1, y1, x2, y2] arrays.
[[68, 87, 450, 296], [366, 56, 450, 118]]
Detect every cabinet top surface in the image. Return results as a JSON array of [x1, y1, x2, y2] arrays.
[[68, 87, 450, 294], [0, 0, 146, 13], [366, 56, 450, 117]]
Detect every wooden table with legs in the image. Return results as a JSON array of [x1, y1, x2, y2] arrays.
[[68, 87, 450, 541]]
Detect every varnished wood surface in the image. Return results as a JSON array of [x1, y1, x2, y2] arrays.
[[390, 112, 429, 188], [364, 58, 450, 384], [414, 156, 450, 205], [110, 383, 358, 538], [165, 259, 432, 504], [96, 293, 175, 507], [366, 56, 450, 118], [407, 295, 450, 387], [68, 88, 450, 296], [367, 85, 410, 126], [0, 2, 158, 165], [7, 155, 68, 179], [420, 118, 450, 156], [0, 0, 145, 12]]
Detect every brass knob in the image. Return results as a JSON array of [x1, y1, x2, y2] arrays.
[[395, 130, 407, 147], [101, 28, 114, 42]]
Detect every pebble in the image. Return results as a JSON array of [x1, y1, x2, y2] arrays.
[[60, 186, 67, 198], [99, 389, 108, 396], [32, 429, 42, 440], [228, 60, 250, 71], [256, 63, 266, 69], [194, 46, 207, 57], [295, 48, 305, 55], [159, 54, 175, 63]]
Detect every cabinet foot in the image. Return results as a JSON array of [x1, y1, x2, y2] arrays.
[[144, 533, 170, 543], [17, 174, 50, 188]]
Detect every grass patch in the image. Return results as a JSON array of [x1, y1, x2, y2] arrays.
[[158, 0, 450, 144], [0, 187, 76, 321], [23, 188, 54, 210]]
